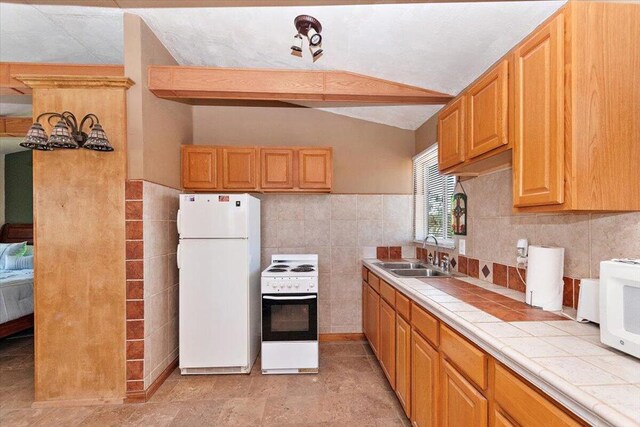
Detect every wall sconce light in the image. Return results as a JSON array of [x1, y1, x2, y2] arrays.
[[451, 177, 467, 236], [291, 15, 323, 62], [20, 111, 113, 152]]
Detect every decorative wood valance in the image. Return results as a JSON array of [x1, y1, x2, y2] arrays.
[[148, 66, 453, 105]]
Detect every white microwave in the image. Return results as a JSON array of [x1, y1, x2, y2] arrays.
[[600, 259, 640, 358]]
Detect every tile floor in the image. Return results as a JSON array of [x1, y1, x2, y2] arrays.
[[0, 334, 410, 426]]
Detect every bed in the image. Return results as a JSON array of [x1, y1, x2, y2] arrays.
[[0, 223, 34, 339]]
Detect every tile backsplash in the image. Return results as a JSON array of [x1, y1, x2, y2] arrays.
[[259, 194, 414, 334], [454, 168, 640, 279], [417, 168, 640, 310]]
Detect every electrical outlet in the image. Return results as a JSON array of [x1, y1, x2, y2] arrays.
[[458, 239, 466, 256]]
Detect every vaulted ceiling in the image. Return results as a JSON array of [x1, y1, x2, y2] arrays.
[[0, 1, 565, 130]]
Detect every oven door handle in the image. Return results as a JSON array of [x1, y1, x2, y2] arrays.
[[263, 295, 317, 301]]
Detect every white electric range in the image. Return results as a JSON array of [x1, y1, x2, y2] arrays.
[[261, 254, 319, 374]]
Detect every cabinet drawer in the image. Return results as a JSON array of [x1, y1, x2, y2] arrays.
[[396, 292, 410, 321], [411, 303, 439, 347], [440, 324, 488, 390], [368, 272, 380, 293], [494, 363, 581, 427], [380, 280, 396, 307], [362, 266, 369, 282]]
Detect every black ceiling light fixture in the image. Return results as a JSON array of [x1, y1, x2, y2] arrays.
[[291, 15, 323, 62]]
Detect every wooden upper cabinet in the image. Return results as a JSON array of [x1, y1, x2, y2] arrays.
[[222, 147, 258, 190], [182, 146, 218, 189], [182, 145, 332, 192], [438, 96, 466, 171], [261, 148, 294, 189], [466, 60, 509, 159], [298, 148, 332, 190], [512, 14, 565, 207], [441, 359, 488, 427], [411, 328, 439, 427]]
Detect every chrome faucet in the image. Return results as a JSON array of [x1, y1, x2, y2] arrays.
[[423, 235, 440, 266]]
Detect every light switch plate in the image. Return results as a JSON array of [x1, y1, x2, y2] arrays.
[[459, 239, 466, 256]]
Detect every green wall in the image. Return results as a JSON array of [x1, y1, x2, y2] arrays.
[[5, 150, 33, 223]]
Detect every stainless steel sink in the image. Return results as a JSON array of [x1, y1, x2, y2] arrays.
[[374, 262, 429, 269], [389, 268, 449, 277]]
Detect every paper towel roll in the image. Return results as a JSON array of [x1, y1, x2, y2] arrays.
[[525, 245, 565, 311]]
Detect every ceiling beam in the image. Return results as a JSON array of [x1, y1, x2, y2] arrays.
[[148, 66, 453, 104], [0, 62, 124, 96], [0, 0, 547, 6], [0, 116, 32, 137]]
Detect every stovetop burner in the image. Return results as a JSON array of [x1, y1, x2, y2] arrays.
[[272, 264, 290, 268], [268, 268, 287, 272], [291, 266, 315, 272], [298, 264, 314, 268]]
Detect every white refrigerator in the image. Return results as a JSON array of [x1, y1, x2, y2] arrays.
[[177, 194, 261, 374]]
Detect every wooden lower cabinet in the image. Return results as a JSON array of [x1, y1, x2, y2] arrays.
[[492, 363, 581, 427], [411, 329, 439, 427], [362, 265, 583, 427], [395, 314, 411, 418], [366, 285, 380, 356], [379, 298, 396, 386], [441, 359, 488, 427], [362, 281, 368, 337], [493, 408, 517, 427]]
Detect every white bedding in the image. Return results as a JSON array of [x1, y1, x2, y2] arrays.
[[0, 269, 34, 324]]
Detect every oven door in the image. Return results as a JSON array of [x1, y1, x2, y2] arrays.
[[262, 293, 318, 342]]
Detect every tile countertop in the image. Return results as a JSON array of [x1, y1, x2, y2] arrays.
[[363, 259, 640, 427]]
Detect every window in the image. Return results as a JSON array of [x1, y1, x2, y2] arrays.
[[413, 144, 456, 247]]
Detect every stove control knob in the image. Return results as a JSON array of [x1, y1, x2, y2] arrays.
[[287, 283, 292, 288], [294, 283, 299, 288], [310, 283, 315, 288]]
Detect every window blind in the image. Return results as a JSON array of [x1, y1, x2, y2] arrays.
[[413, 145, 456, 243]]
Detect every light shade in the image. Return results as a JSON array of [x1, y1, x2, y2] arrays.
[[48, 119, 79, 149], [20, 122, 52, 151], [83, 123, 113, 152]]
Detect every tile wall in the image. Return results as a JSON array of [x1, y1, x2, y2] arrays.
[[419, 168, 640, 309], [260, 194, 415, 334], [125, 180, 180, 396]]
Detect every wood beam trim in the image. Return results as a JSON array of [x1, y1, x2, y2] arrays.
[[0, 116, 32, 137], [15, 75, 135, 90], [0, 62, 124, 94], [148, 65, 453, 104]]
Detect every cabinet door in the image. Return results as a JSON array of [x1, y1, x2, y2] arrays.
[[512, 14, 565, 207], [222, 147, 257, 190], [261, 148, 294, 189], [438, 97, 466, 170], [362, 281, 368, 337], [298, 148, 332, 190], [411, 329, 439, 427], [396, 314, 411, 418], [493, 409, 517, 427], [182, 146, 218, 189], [366, 285, 380, 357], [379, 298, 396, 387], [441, 359, 488, 427], [467, 60, 509, 159], [493, 363, 581, 427]]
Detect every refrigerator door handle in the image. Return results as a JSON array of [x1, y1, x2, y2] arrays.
[[177, 209, 182, 236], [177, 243, 181, 269], [262, 295, 317, 301]]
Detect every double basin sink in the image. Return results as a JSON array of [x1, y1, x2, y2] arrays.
[[374, 261, 455, 278]]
